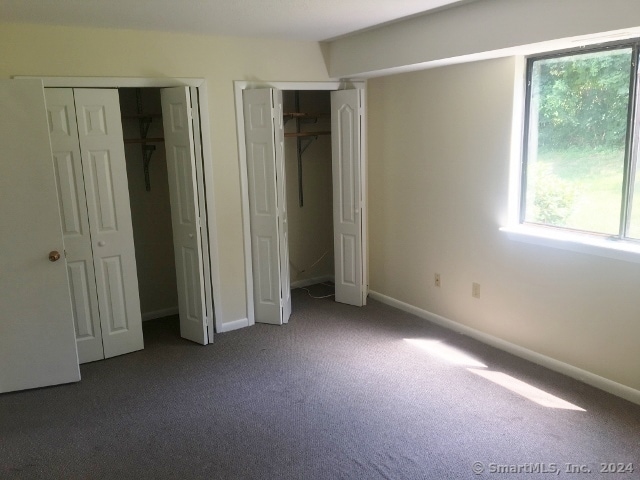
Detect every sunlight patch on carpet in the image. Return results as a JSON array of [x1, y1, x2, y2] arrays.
[[467, 369, 586, 411], [404, 339, 487, 368]]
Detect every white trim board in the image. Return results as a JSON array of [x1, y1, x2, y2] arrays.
[[234, 80, 366, 326], [15, 76, 206, 88], [368, 290, 640, 406]]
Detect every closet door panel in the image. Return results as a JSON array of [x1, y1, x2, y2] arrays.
[[189, 87, 215, 341], [161, 86, 208, 345], [74, 88, 144, 359], [331, 89, 365, 307], [273, 90, 291, 323], [243, 88, 285, 325], [0, 79, 80, 393], [67, 261, 96, 337], [45, 88, 104, 364], [89, 150, 118, 231], [99, 255, 129, 331]]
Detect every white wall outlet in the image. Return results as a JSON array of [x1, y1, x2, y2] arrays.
[[472, 282, 480, 299], [435, 273, 441, 287]]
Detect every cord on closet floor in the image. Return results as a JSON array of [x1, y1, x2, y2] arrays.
[[289, 250, 329, 277], [296, 282, 335, 299]]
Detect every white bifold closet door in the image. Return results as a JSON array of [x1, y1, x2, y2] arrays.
[[45, 88, 103, 363], [331, 89, 366, 307], [160, 87, 208, 345], [44, 88, 144, 363], [0, 79, 80, 393], [243, 88, 291, 325]]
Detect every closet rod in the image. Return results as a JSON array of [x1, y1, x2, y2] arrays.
[[295, 92, 304, 207], [283, 112, 330, 119]]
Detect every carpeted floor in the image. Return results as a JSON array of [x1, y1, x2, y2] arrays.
[[1, 284, 639, 479]]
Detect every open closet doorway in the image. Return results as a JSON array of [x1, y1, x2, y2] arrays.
[[120, 87, 209, 349], [237, 81, 367, 327], [283, 91, 335, 293]]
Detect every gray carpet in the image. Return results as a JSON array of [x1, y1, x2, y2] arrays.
[[2, 284, 639, 479]]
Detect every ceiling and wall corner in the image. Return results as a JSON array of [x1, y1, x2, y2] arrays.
[[325, 0, 640, 78]]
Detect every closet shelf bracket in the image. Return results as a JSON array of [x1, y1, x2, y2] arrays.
[[142, 144, 156, 192], [140, 115, 153, 139], [130, 88, 163, 192], [300, 137, 317, 156], [288, 92, 331, 207]]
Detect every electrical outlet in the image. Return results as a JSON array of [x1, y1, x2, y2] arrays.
[[472, 282, 480, 299], [435, 273, 441, 287]]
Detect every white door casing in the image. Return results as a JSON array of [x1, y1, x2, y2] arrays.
[[74, 88, 144, 358], [161, 86, 208, 345], [243, 88, 290, 325], [331, 89, 365, 306], [44, 88, 105, 364], [0, 79, 81, 393]]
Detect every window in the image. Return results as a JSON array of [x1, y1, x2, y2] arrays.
[[522, 41, 640, 241]]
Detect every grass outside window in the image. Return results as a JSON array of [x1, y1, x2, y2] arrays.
[[522, 43, 640, 241]]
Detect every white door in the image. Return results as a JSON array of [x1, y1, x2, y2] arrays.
[[74, 88, 144, 358], [243, 88, 291, 325], [189, 87, 215, 341], [273, 90, 292, 323], [331, 89, 365, 306], [0, 79, 81, 393], [161, 86, 208, 345], [44, 88, 105, 364]]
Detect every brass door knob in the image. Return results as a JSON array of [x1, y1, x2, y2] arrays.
[[48, 251, 61, 262]]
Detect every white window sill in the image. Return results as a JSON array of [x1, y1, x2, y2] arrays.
[[500, 224, 640, 264]]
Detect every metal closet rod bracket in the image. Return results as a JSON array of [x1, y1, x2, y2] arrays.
[[290, 91, 331, 207], [135, 88, 158, 192], [142, 144, 156, 192]]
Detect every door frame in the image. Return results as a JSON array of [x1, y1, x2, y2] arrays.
[[234, 80, 368, 326], [18, 76, 223, 339]]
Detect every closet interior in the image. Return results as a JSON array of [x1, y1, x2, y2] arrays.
[[119, 88, 179, 326], [282, 90, 335, 290]]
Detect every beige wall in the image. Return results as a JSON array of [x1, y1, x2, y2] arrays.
[[0, 22, 331, 326], [283, 90, 334, 285], [368, 57, 640, 392]]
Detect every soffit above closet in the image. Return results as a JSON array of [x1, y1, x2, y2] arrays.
[[0, 0, 476, 41]]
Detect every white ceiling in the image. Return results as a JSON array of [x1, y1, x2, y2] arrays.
[[0, 0, 473, 41]]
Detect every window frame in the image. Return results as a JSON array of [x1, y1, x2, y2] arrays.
[[520, 39, 640, 241]]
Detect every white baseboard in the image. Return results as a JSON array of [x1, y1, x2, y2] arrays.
[[368, 290, 640, 406], [291, 275, 334, 289], [142, 307, 179, 322], [218, 317, 250, 333]]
